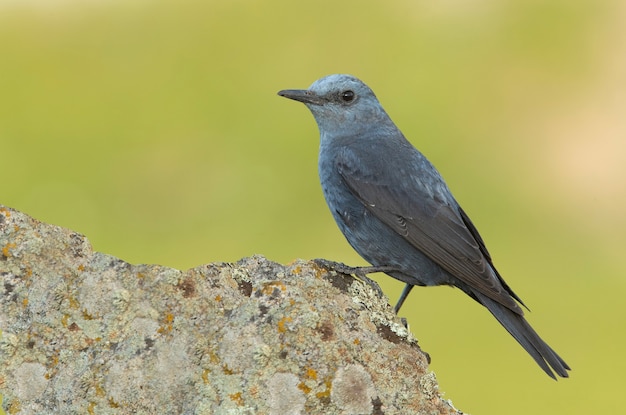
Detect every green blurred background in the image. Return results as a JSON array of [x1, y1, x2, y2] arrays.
[[1, 0, 624, 413]]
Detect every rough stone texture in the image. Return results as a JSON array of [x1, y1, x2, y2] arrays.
[[0, 205, 464, 415]]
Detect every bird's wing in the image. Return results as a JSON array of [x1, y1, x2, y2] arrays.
[[336, 146, 523, 315]]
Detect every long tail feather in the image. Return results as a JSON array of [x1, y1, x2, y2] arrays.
[[475, 292, 570, 379]]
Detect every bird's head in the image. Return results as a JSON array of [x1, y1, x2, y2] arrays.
[[278, 74, 393, 137]]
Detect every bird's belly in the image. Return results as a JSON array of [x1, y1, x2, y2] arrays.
[[323, 186, 451, 287]]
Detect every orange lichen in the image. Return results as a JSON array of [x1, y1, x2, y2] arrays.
[[298, 382, 311, 394], [228, 392, 244, 406], [68, 296, 80, 309], [78, 264, 85, 272], [95, 384, 105, 397], [8, 398, 21, 414], [202, 369, 210, 384], [305, 367, 318, 380], [310, 262, 325, 279], [261, 281, 287, 295], [82, 309, 94, 320], [353, 338, 361, 345], [315, 377, 332, 399], [277, 316, 293, 333], [209, 351, 220, 364], [2, 243, 16, 258], [157, 313, 175, 334]]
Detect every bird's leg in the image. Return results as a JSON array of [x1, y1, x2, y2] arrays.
[[394, 284, 415, 314], [313, 258, 400, 276], [312, 258, 400, 300]]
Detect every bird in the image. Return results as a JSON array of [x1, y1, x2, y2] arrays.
[[278, 74, 570, 379]]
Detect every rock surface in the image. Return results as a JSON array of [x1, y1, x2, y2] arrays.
[[0, 205, 464, 415]]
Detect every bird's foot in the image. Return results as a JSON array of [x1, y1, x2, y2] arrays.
[[312, 259, 398, 299], [399, 317, 409, 330]]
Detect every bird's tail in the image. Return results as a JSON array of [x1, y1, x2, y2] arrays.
[[474, 291, 570, 379]]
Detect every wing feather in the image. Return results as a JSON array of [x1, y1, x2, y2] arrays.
[[337, 146, 523, 314]]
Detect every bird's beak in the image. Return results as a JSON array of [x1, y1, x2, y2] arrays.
[[278, 89, 325, 105]]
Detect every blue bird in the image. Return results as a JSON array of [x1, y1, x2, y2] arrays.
[[279, 74, 570, 379]]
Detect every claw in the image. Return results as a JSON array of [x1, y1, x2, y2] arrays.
[[312, 259, 400, 300]]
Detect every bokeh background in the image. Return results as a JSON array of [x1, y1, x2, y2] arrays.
[[2, 0, 624, 413]]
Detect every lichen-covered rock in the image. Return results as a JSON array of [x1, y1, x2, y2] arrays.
[[0, 205, 464, 415]]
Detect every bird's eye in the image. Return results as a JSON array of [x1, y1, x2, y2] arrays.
[[341, 90, 355, 102]]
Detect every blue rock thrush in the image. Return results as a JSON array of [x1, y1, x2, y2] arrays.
[[278, 74, 570, 379]]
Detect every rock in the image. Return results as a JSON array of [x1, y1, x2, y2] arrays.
[[0, 205, 464, 415]]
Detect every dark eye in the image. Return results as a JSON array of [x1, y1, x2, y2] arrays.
[[341, 90, 355, 102]]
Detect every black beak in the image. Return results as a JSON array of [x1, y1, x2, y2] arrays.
[[278, 89, 325, 105]]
